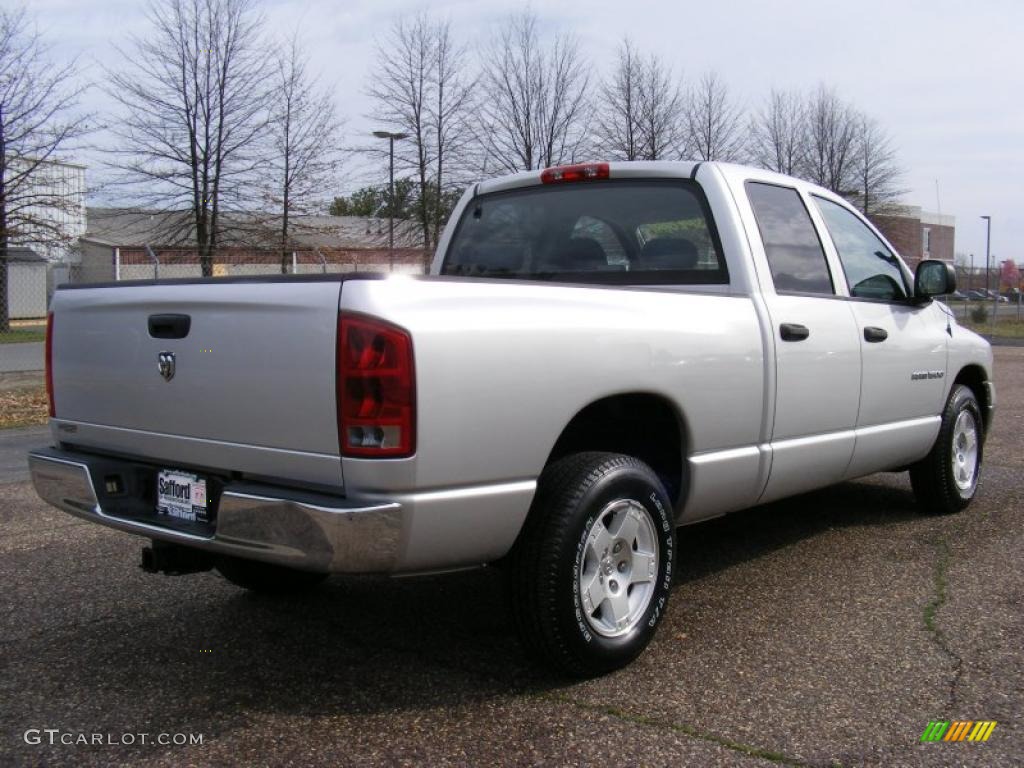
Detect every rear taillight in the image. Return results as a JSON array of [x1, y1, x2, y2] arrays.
[[337, 314, 415, 458], [45, 311, 55, 417], [540, 162, 610, 184]]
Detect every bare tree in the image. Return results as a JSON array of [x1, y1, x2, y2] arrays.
[[105, 0, 269, 276], [594, 39, 642, 160], [0, 7, 89, 331], [428, 19, 475, 246], [476, 11, 590, 172], [595, 39, 686, 161], [263, 31, 343, 272], [685, 71, 745, 162], [367, 13, 474, 250], [801, 85, 858, 195], [367, 15, 431, 250], [637, 51, 687, 160], [748, 85, 903, 210], [850, 113, 903, 216], [748, 89, 805, 175]]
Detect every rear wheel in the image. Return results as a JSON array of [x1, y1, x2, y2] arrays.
[[216, 555, 328, 594], [512, 452, 676, 677], [910, 384, 984, 515]]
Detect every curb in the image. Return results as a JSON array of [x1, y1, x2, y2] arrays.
[[0, 371, 44, 391]]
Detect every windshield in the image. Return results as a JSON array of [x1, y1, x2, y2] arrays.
[[441, 180, 727, 285]]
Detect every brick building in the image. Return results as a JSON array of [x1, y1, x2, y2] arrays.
[[870, 206, 954, 269], [76, 208, 429, 283]]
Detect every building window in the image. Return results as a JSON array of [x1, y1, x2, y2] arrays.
[[922, 227, 931, 258]]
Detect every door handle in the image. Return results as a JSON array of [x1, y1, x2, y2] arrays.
[[863, 326, 888, 343], [148, 314, 191, 339], [779, 323, 810, 342]]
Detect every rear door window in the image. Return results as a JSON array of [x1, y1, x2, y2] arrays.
[[746, 182, 834, 295], [442, 180, 727, 285]]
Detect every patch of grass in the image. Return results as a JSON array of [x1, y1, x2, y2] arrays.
[[921, 536, 965, 709], [0, 386, 48, 429], [0, 326, 46, 344], [958, 314, 1024, 338]]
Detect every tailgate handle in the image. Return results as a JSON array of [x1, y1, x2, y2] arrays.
[[148, 314, 191, 339]]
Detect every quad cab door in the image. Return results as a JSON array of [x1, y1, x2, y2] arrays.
[[742, 181, 862, 503], [809, 195, 949, 477]]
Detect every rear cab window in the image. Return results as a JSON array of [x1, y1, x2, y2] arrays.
[[441, 180, 727, 285]]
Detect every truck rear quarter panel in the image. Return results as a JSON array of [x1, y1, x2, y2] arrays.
[[340, 277, 765, 503]]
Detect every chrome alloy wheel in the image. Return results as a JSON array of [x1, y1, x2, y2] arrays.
[[951, 410, 979, 492], [578, 499, 659, 638]]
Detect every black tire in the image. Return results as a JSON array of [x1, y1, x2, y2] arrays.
[[910, 384, 984, 515], [215, 555, 328, 594], [512, 452, 676, 678]]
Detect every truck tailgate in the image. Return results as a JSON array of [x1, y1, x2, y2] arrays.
[[48, 279, 344, 487]]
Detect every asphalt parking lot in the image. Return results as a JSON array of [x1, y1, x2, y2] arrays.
[[1, 348, 1021, 767]]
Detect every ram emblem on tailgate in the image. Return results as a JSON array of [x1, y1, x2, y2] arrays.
[[157, 351, 176, 382]]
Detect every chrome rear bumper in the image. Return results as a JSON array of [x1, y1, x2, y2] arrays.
[[28, 448, 401, 573]]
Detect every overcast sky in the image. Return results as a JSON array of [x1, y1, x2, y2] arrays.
[[30, 0, 1024, 264]]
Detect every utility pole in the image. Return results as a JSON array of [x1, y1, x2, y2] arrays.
[[373, 131, 409, 271], [981, 215, 993, 323], [966, 253, 973, 320]]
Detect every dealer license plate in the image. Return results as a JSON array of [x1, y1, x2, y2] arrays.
[[156, 469, 209, 524]]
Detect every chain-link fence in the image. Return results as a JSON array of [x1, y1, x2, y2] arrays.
[[110, 246, 431, 281], [951, 265, 1024, 324], [5, 253, 1021, 366], [0, 247, 432, 356], [0, 249, 51, 354]]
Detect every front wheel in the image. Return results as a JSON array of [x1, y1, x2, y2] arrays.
[[512, 452, 676, 677], [910, 384, 984, 515]]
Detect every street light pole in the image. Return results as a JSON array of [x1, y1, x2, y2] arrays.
[[981, 215, 993, 322], [981, 215, 991, 293], [966, 253, 974, 320], [373, 131, 409, 271]]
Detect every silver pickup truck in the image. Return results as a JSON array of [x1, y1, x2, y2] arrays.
[[30, 161, 994, 676]]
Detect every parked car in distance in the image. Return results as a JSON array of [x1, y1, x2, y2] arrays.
[[29, 161, 995, 677], [981, 289, 1009, 303]]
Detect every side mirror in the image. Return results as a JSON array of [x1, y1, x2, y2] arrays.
[[914, 259, 956, 302]]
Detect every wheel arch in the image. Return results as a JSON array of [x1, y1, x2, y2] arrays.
[[952, 364, 992, 434], [543, 392, 690, 510]]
